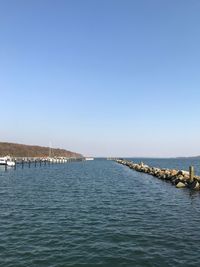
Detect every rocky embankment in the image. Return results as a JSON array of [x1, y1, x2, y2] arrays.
[[116, 159, 200, 190]]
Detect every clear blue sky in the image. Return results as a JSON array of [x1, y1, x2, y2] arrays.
[[1, 0, 200, 157]]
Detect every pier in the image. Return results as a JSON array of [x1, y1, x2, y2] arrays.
[[116, 159, 200, 191], [2, 157, 84, 171]]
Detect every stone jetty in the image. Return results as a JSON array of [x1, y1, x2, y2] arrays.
[[116, 159, 200, 190]]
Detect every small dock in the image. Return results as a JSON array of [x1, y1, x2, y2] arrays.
[[3, 157, 84, 171]]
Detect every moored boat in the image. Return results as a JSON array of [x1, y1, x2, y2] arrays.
[[85, 157, 94, 161], [0, 157, 7, 165], [0, 156, 16, 167]]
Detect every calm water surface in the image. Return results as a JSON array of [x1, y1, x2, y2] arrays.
[[0, 159, 200, 267]]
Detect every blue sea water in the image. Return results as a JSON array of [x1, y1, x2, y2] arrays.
[[0, 159, 200, 267]]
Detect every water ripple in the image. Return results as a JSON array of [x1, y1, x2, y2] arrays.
[[1, 160, 200, 266]]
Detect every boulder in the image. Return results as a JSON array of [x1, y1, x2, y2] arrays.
[[170, 170, 178, 176], [158, 171, 166, 179], [194, 176, 200, 182], [188, 180, 200, 190], [180, 170, 190, 176], [177, 175, 187, 182], [176, 182, 186, 188], [165, 174, 173, 181], [171, 177, 179, 185], [183, 174, 190, 181]]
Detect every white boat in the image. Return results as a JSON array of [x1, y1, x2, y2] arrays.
[[85, 157, 94, 161], [0, 156, 16, 167], [0, 157, 7, 165], [7, 160, 16, 167]]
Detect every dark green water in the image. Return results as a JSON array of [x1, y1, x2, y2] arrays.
[[1, 159, 200, 267]]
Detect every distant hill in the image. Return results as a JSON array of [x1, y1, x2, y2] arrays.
[[0, 142, 83, 158]]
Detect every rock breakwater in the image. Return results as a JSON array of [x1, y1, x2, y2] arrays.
[[116, 159, 200, 190]]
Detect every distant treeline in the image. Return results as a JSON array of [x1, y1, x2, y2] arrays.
[[0, 142, 83, 158]]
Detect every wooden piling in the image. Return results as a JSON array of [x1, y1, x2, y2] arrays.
[[22, 160, 24, 169], [189, 166, 194, 182], [28, 160, 31, 168], [35, 160, 37, 167], [14, 160, 16, 170], [5, 161, 7, 172], [40, 160, 42, 167]]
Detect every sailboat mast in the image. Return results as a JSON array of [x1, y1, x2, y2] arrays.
[[49, 142, 52, 158]]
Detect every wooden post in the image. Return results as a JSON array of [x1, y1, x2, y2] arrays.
[[5, 161, 7, 172], [35, 160, 36, 167], [189, 166, 194, 182], [40, 160, 41, 167], [29, 160, 31, 168], [45, 160, 46, 166], [22, 160, 24, 169], [14, 160, 16, 170]]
